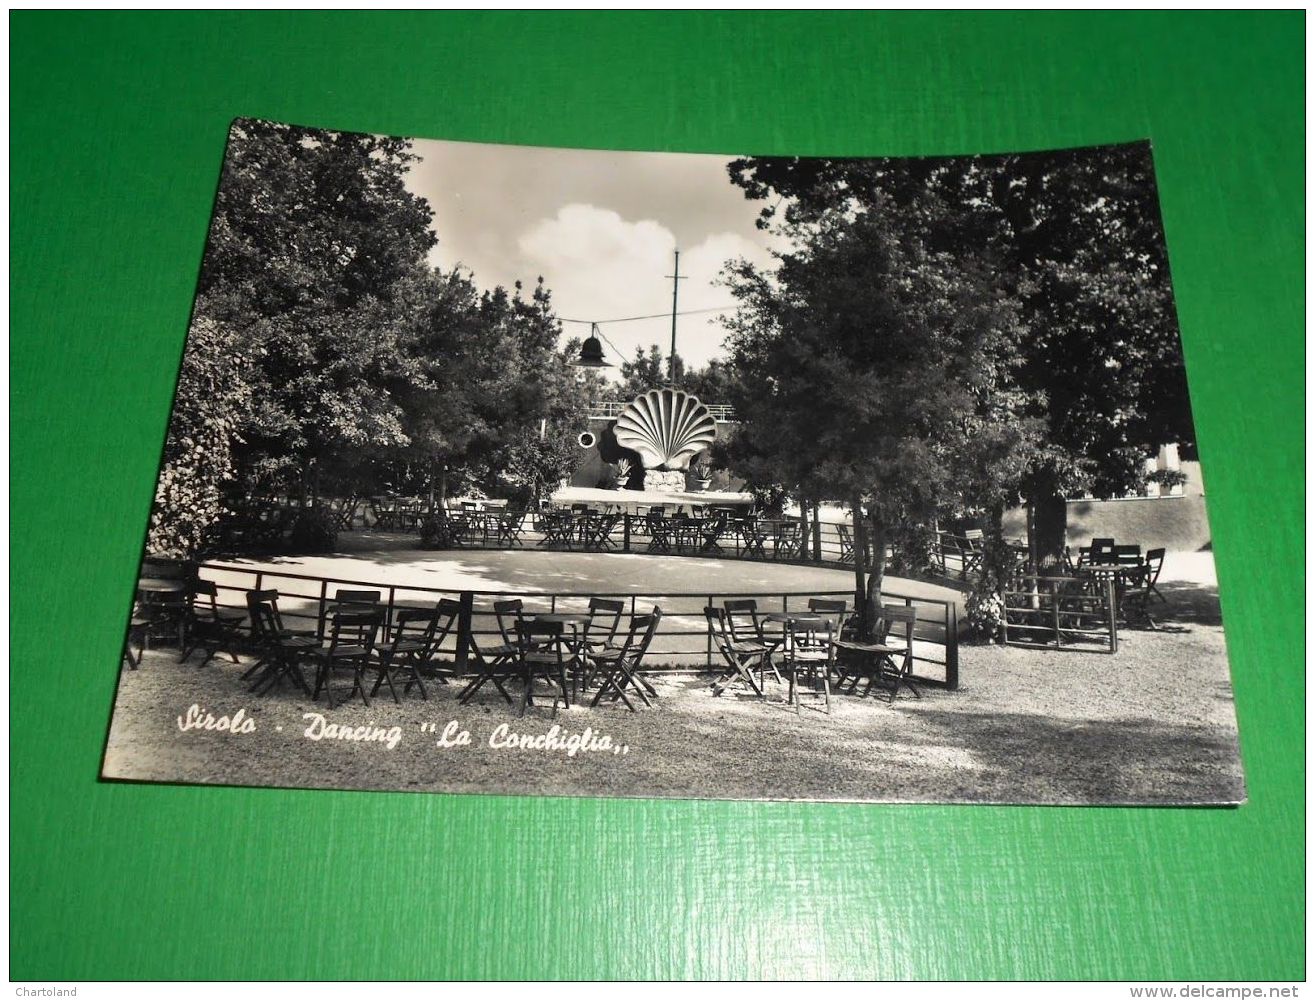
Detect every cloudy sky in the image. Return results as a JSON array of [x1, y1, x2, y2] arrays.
[[402, 138, 781, 373]]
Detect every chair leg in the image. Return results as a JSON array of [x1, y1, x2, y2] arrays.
[[517, 664, 532, 718], [406, 656, 430, 700]]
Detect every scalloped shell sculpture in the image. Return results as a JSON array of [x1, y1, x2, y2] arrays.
[[613, 389, 717, 470]]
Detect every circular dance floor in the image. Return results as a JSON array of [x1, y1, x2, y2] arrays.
[[207, 530, 963, 608]]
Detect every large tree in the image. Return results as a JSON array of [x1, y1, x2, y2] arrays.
[[194, 118, 439, 505], [394, 275, 588, 507], [722, 201, 1030, 635], [728, 144, 1193, 562]]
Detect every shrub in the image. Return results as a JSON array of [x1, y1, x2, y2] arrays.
[[888, 523, 938, 576], [418, 513, 462, 549], [965, 583, 1005, 643], [287, 507, 339, 553]]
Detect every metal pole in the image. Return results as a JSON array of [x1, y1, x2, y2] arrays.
[[666, 249, 685, 384]]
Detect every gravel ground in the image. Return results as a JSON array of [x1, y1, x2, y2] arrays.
[[102, 571, 1242, 805]]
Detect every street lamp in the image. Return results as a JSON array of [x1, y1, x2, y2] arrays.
[[572, 322, 612, 368]]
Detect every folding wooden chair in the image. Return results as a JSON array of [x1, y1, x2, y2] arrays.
[[873, 605, 920, 702], [1144, 548, 1167, 603], [590, 607, 663, 711], [724, 598, 784, 686], [514, 619, 572, 718], [773, 521, 804, 559], [837, 524, 856, 563], [370, 599, 460, 702], [586, 513, 621, 551], [496, 508, 527, 547], [705, 606, 765, 699], [577, 597, 626, 695], [313, 607, 384, 709], [122, 614, 150, 669], [646, 512, 673, 553], [245, 590, 318, 696], [179, 579, 247, 667], [784, 614, 834, 715], [458, 599, 522, 705]]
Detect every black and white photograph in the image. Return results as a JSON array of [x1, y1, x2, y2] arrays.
[[102, 119, 1243, 805]]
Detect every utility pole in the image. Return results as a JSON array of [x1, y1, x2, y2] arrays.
[[665, 249, 686, 384]]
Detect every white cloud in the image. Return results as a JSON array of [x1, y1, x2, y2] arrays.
[[518, 203, 776, 372]]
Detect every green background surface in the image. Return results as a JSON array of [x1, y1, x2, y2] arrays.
[[10, 12, 1304, 981]]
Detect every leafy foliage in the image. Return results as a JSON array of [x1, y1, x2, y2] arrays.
[[721, 198, 1033, 632], [728, 144, 1192, 560], [146, 310, 252, 558], [150, 120, 588, 553]]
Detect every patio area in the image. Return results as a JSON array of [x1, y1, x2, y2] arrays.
[[104, 551, 1241, 804]]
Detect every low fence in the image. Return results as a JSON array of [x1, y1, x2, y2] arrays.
[[213, 502, 1012, 592], [1001, 573, 1119, 653], [196, 561, 961, 689]]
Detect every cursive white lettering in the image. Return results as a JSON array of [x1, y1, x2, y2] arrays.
[[302, 713, 402, 750], [177, 704, 256, 735]]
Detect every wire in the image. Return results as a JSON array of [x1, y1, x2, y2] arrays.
[[558, 305, 739, 325], [591, 326, 627, 361]]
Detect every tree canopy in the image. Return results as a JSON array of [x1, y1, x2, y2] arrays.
[[727, 143, 1193, 559], [150, 119, 588, 555], [721, 199, 1036, 632]]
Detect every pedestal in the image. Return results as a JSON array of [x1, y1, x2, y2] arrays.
[[643, 469, 686, 492]]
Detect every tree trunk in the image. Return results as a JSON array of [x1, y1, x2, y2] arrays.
[[864, 515, 887, 641], [982, 501, 1009, 595], [437, 466, 449, 509], [1030, 489, 1068, 569], [851, 496, 867, 633], [811, 499, 822, 561]]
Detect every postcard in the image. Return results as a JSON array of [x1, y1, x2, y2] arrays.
[[102, 119, 1243, 804]]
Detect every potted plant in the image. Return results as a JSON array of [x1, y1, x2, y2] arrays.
[[614, 457, 635, 490], [690, 460, 713, 492]]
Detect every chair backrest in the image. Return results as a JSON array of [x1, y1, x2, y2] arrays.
[[1113, 544, 1143, 566], [327, 607, 383, 653], [879, 605, 917, 649], [246, 589, 284, 642], [586, 598, 626, 647], [516, 617, 565, 659], [188, 579, 225, 622], [703, 606, 735, 659], [807, 598, 847, 635], [786, 614, 832, 656], [1145, 548, 1166, 584], [1090, 538, 1117, 562], [629, 606, 663, 665], [335, 589, 382, 605], [492, 599, 525, 646], [723, 599, 761, 643]]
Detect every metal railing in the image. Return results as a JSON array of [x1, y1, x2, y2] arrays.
[[428, 511, 867, 568], [587, 400, 737, 422], [196, 561, 961, 688]]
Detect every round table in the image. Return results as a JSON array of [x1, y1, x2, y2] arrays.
[[136, 578, 188, 649], [137, 577, 187, 595]]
